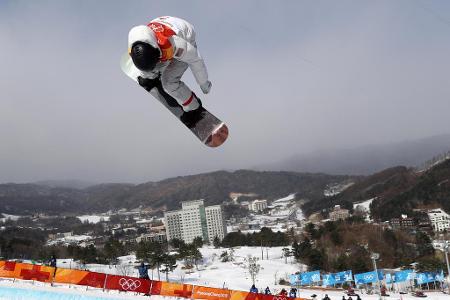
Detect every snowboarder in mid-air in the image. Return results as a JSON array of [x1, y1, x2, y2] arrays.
[[122, 16, 228, 147], [128, 16, 211, 124]]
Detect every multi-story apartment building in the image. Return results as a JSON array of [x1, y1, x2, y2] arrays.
[[247, 199, 268, 212], [427, 208, 450, 232], [165, 210, 183, 241], [390, 215, 416, 230], [205, 205, 226, 243], [164, 200, 227, 244], [136, 232, 167, 244]]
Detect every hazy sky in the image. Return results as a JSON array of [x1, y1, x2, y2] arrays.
[[1, 0, 450, 183]]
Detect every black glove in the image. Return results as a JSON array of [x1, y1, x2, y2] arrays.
[[137, 76, 160, 92]]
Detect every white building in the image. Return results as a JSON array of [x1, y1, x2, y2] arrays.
[[205, 205, 226, 244], [427, 208, 450, 232], [248, 199, 268, 212], [164, 200, 227, 244], [329, 205, 350, 221], [136, 232, 167, 244]]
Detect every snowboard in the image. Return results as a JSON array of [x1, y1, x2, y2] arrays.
[[120, 53, 229, 148]]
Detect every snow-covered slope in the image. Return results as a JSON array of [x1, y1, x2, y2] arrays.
[[1, 246, 449, 299]]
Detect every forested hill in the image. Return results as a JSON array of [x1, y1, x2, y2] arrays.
[[302, 158, 450, 221], [0, 170, 350, 215], [371, 158, 450, 220]]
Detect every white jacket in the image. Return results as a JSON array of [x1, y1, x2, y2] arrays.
[[128, 16, 209, 87]]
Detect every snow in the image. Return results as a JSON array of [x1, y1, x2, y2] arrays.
[[1, 245, 450, 299], [77, 215, 110, 224], [353, 198, 375, 213], [174, 246, 305, 290], [47, 235, 93, 246], [0, 214, 21, 222], [272, 194, 296, 204]]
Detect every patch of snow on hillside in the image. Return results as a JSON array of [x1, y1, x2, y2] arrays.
[[0, 214, 21, 222], [353, 198, 375, 213], [77, 215, 110, 224], [47, 235, 93, 246]]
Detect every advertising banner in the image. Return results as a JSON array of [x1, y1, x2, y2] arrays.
[[300, 270, 321, 285], [192, 286, 231, 300], [322, 270, 352, 286], [354, 270, 383, 285], [416, 272, 438, 285], [322, 274, 335, 286], [392, 270, 415, 283], [104, 274, 151, 294], [0, 261, 17, 278], [15, 262, 55, 283], [290, 274, 300, 285], [159, 281, 194, 298], [334, 270, 353, 284], [435, 270, 445, 282], [54, 268, 107, 288]]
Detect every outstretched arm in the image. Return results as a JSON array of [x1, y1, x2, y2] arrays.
[[171, 36, 211, 93]]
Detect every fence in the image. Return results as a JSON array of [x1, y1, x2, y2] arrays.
[[0, 260, 306, 300]]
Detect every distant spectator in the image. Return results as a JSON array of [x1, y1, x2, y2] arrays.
[[138, 262, 149, 279], [342, 296, 346, 300], [265, 286, 271, 295], [49, 255, 57, 268], [323, 294, 331, 300], [250, 284, 258, 293], [280, 289, 288, 297], [289, 287, 297, 298], [356, 295, 361, 300], [348, 297, 353, 300]]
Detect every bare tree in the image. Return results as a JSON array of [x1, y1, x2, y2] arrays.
[[117, 263, 133, 276], [246, 255, 260, 285]]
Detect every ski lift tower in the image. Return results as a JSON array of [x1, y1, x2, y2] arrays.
[[371, 252, 382, 300]]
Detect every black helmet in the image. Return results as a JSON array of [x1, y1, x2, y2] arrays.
[[130, 42, 160, 71]]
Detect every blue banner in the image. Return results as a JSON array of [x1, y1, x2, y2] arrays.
[[393, 270, 415, 283], [323, 270, 353, 286], [322, 274, 335, 286], [301, 270, 321, 285], [435, 270, 445, 282], [290, 274, 300, 285], [416, 272, 440, 284], [334, 270, 353, 283], [354, 270, 384, 284], [385, 273, 394, 284]]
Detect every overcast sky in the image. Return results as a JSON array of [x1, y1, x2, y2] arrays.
[[1, 0, 450, 183]]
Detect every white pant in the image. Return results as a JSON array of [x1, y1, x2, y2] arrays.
[[160, 59, 200, 112]]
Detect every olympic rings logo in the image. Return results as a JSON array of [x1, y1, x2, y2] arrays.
[[119, 278, 142, 291], [363, 274, 375, 281]]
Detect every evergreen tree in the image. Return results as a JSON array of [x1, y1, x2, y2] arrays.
[[213, 236, 221, 248], [415, 232, 434, 257]]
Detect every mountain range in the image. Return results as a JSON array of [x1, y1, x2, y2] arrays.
[[302, 157, 450, 221], [260, 133, 450, 175], [1, 133, 449, 219], [0, 170, 350, 215]]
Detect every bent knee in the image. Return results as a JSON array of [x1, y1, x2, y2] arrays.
[[160, 78, 181, 94]]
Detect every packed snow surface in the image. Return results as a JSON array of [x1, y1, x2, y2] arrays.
[[1, 246, 449, 299]]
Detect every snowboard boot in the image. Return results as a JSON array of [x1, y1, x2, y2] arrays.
[[180, 106, 206, 128]]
